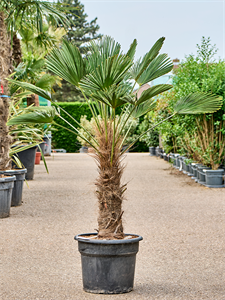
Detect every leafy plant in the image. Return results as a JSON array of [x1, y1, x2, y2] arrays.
[[139, 112, 159, 147], [11, 36, 222, 240]]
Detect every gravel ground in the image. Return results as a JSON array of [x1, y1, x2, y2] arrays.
[[1, 153, 225, 300]]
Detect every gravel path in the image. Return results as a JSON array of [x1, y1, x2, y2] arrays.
[[1, 153, 225, 300]]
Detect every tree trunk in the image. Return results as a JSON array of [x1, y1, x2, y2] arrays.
[[27, 94, 39, 106], [12, 33, 22, 67], [0, 11, 12, 171], [94, 121, 125, 239]]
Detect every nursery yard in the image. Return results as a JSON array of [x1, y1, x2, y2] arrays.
[[1, 153, 225, 300]]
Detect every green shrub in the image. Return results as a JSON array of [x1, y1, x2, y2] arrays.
[[52, 102, 93, 152]]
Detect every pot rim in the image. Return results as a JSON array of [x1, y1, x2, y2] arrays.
[[204, 169, 224, 173], [0, 175, 16, 182], [75, 233, 143, 244], [2, 168, 27, 175]]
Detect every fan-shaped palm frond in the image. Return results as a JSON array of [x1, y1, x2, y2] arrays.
[[132, 99, 157, 118], [125, 39, 137, 60], [174, 92, 223, 114], [46, 39, 86, 87], [136, 84, 172, 105], [137, 54, 173, 86], [129, 37, 166, 83], [8, 79, 52, 100], [1, 0, 69, 35], [7, 106, 55, 126]]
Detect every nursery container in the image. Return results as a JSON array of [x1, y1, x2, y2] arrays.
[[191, 163, 202, 180], [187, 164, 194, 176], [2, 169, 27, 207], [75, 233, 142, 294], [149, 147, 156, 156], [43, 134, 52, 156], [156, 147, 162, 157], [79, 146, 88, 153], [0, 175, 16, 218], [15, 146, 37, 180], [196, 164, 205, 183], [204, 169, 225, 188], [182, 161, 188, 174], [197, 166, 211, 185], [35, 152, 41, 164]]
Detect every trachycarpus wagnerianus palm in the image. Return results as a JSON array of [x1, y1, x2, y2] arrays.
[[11, 36, 222, 239]]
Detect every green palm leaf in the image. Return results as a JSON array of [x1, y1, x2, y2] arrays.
[[174, 92, 223, 114], [136, 84, 172, 105], [137, 54, 173, 86], [8, 79, 52, 100], [7, 107, 55, 126], [125, 39, 137, 60], [46, 39, 85, 87], [132, 99, 157, 118], [130, 37, 166, 82]]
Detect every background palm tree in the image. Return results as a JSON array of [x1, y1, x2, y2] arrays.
[[11, 36, 222, 239], [0, 0, 68, 170]]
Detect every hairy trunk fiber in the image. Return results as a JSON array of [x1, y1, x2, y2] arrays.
[[94, 121, 126, 239], [27, 94, 39, 106], [12, 33, 22, 67], [0, 11, 12, 170]]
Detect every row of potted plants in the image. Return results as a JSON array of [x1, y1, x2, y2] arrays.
[[150, 146, 225, 188]]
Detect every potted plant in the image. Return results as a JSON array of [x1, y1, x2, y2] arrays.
[[139, 112, 159, 156], [12, 36, 222, 293], [183, 114, 225, 187]]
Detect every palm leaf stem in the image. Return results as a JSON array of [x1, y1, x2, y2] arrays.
[[80, 88, 102, 134], [110, 108, 116, 165], [119, 120, 134, 149], [104, 103, 108, 143], [52, 121, 101, 155], [53, 101, 99, 148], [116, 104, 136, 145], [37, 144, 49, 174], [121, 113, 176, 155], [114, 103, 128, 134]]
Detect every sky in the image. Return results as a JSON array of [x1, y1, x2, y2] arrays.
[[81, 0, 225, 62]]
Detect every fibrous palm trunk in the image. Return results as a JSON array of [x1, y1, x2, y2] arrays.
[[94, 121, 126, 239], [12, 33, 22, 67], [0, 11, 12, 171]]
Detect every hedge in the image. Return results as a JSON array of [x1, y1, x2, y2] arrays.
[[52, 102, 148, 153]]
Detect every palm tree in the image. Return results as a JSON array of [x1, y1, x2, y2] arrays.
[[11, 36, 222, 239], [0, 0, 68, 170]]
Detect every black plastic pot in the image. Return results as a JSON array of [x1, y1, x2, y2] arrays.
[[37, 142, 45, 153], [0, 175, 16, 218], [75, 233, 143, 294], [156, 147, 162, 157], [187, 164, 194, 176], [3, 169, 27, 206], [175, 155, 180, 168], [196, 164, 205, 183], [182, 161, 188, 174], [15, 146, 37, 180], [43, 135, 52, 156], [204, 169, 225, 188], [191, 163, 202, 180], [197, 166, 210, 185], [37, 142, 45, 160], [149, 147, 156, 156], [187, 164, 193, 176], [79, 146, 88, 153]]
